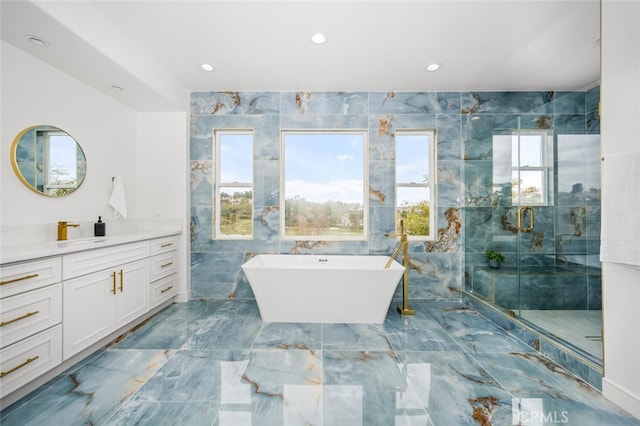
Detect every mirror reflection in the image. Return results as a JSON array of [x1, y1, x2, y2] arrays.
[[10, 125, 86, 196]]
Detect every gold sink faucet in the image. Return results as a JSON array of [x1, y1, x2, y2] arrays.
[[57, 221, 80, 241], [384, 219, 415, 316]]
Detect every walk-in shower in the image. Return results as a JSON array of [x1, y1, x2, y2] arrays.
[[463, 91, 602, 369]]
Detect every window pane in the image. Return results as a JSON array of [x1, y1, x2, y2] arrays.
[[282, 131, 367, 240], [48, 134, 77, 185], [396, 186, 430, 236], [220, 133, 253, 182], [396, 134, 429, 183], [512, 170, 544, 204], [219, 187, 253, 236], [513, 134, 542, 167], [215, 130, 254, 239]]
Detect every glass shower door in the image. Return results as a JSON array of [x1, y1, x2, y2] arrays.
[[513, 124, 603, 363]]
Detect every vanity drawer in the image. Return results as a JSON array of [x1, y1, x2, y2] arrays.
[[150, 274, 178, 308], [63, 241, 150, 280], [150, 235, 178, 256], [0, 283, 62, 349], [149, 251, 178, 282], [0, 257, 62, 299], [0, 325, 62, 399]]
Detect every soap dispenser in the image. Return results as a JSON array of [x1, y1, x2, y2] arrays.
[[94, 216, 106, 237]]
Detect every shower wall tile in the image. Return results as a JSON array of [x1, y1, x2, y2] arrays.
[[436, 114, 462, 160], [437, 160, 462, 207], [279, 92, 368, 115], [554, 114, 587, 133], [369, 91, 460, 114], [191, 88, 600, 301], [463, 160, 494, 206], [461, 92, 554, 115], [554, 91, 586, 115], [191, 92, 280, 115]]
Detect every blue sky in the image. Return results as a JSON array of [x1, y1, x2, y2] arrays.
[[49, 134, 77, 182], [283, 132, 365, 204]]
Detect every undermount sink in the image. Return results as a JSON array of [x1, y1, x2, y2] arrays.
[[55, 237, 108, 247]]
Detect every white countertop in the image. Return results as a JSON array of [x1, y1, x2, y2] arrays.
[[0, 229, 182, 265]]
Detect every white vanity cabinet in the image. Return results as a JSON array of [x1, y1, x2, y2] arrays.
[[149, 236, 179, 308], [0, 258, 63, 398], [62, 242, 150, 359], [0, 230, 181, 403]]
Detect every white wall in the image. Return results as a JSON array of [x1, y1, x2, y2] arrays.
[[1, 41, 190, 299], [136, 112, 190, 301], [1, 41, 138, 227], [601, 0, 640, 418]]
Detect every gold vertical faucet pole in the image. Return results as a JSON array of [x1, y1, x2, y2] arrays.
[[57, 221, 80, 241], [385, 219, 415, 316]]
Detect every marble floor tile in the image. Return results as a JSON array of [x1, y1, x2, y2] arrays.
[[520, 309, 603, 359], [113, 299, 226, 349], [1, 349, 170, 426], [322, 323, 391, 351], [474, 352, 638, 425], [426, 305, 535, 353], [252, 322, 322, 350], [2, 299, 639, 426], [130, 349, 249, 403], [395, 351, 514, 425], [323, 350, 408, 425], [384, 316, 463, 352]]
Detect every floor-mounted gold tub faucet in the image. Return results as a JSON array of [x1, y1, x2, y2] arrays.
[[385, 219, 415, 315], [57, 221, 80, 241]]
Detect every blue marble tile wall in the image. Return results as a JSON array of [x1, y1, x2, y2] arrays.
[[189, 89, 600, 307], [463, 87, 602, 311]]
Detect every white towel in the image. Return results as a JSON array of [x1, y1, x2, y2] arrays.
[[108, 177, 128, 219], [600, 151, 640, 267]]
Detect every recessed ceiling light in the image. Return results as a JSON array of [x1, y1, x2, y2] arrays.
[[26, 35, 48, 47], [311, 32, 327, 45], [200, 63, 215, 72], [425, 63, 441, 72]]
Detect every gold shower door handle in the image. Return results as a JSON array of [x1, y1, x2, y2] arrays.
[[517, 206, 535, 233]]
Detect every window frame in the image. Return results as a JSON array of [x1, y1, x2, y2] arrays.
[[511, 129, 551, 206], [280, 129, 369, 241], [394, 129, 438, 241], [213, 129, 254, 240]]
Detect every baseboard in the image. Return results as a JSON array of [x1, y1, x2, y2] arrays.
[[603, 378, 640, 419]]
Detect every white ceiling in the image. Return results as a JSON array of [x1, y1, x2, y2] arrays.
[[1, 0, 601, 112]]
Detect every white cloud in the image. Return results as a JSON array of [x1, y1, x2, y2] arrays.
[[286, 179, 363, 203]]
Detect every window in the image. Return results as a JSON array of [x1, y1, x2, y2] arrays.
[[41, 130, 79, 196], [395, 130, 437, 240], [493, 129, 551, 206], [281, 130, 368, 241], [214, 130, 253, 239]]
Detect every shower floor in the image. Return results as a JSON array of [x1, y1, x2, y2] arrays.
[[520, 310, 603, 361]]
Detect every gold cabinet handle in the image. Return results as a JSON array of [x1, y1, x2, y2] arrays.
[[119, 269, 124, 292], [112, 271, 117, 295], [517, 206, 535, 233], [160, 243, 173, 248], [160, 286, 174, 294], [160, 262, 174, 268], [0, 356, 39, 378], [0, 310, 39, 327], [0, 273, 39, 286]]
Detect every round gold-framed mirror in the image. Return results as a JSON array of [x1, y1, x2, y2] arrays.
[[10, 125, 87, 196]]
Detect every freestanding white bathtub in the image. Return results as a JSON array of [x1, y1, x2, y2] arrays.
[[241, 254, 405, 324]]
